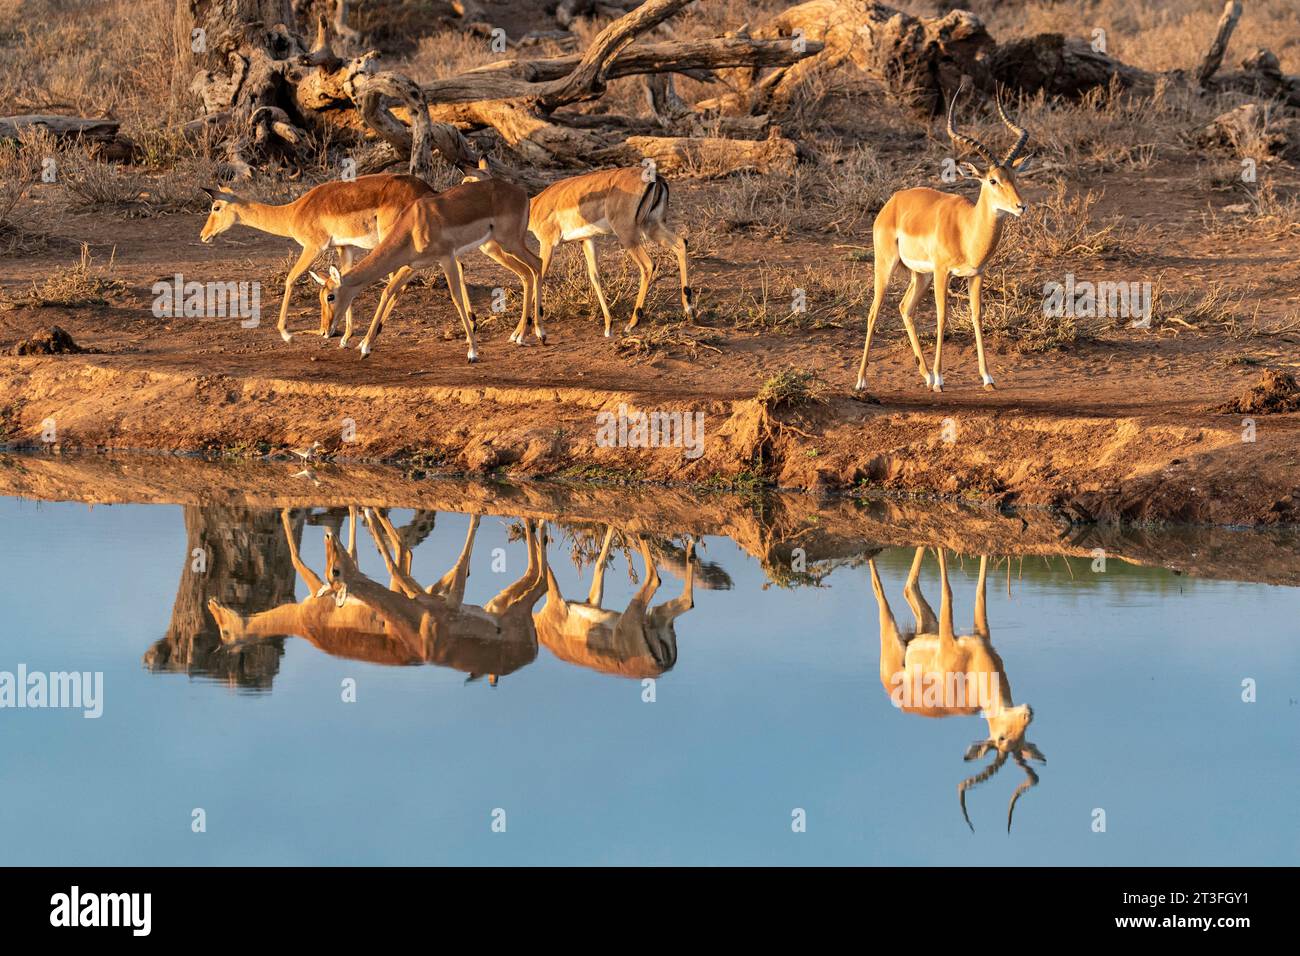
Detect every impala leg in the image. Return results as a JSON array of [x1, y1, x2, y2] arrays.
[[856, 254, 898, 392], [869, 557, 907, 697], [357, 266, 415, 357], [650, 536, 695, 621], [930, 272, 950, 393], [622, 537, 662, 617], [484, 241, 544, 346], [936, 548, 955, 643], [624, 244, 655, 334], [969, 275, 994, 389], [280, 508, 324, 595], [587, 525, 616, 606], [277, 244, 324, 343], [581, 239, 616, 338], [432, 514, 479, 608], [519, 244, 545, 344], [973, 555, 989, 639], [900, 271, 934, 389], [441, 257, 479, 363], [903, 545, 938, 634], [649, 223, 693, 324]]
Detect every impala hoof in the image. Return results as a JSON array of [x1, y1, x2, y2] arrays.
[[339, 337, 349, 349], [922, 372, 933, 388], [982, 374, 996, 390], [279, 330, 292, 343], [467, 352, 478, 364], [359, 341, 371, 358], [854, 378, 866, 392]]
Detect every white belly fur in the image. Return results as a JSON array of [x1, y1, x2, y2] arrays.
[[561, 216, 612, 243], [331, 232, 380, 249], [453, 224, 494, 258]]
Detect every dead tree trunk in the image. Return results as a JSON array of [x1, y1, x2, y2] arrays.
[[174, 0, 825, 183], [144, 505, 297, 690]]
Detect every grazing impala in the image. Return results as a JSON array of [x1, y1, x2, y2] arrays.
[[534, 525, 696, 678], [209, 508, 547, 682], [529, 167, 694, 337], [855, 80, 1032, 393], [868, 547, 1045, 831], [198, 174, 433, 343], [316, 177, 543, 361], [350, 508, 549, 683]]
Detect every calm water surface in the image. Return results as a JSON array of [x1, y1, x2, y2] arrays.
[[0, 490, 1296, 865]]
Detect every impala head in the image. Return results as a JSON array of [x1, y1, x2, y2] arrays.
[[199, 186, 243, 242], [959, 704, 1046, 833], [947, 81, 1033, 219], [308, 265, 344, 327], [320, 530, 359, 606], [207, 598, 246, 645]]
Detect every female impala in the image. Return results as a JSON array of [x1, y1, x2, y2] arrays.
[[199, 174, 433, 343], [868, 548, 1045, 831], [855, 81, 1032, 393], [529, 167, 694, 338], [316, 176, 543, 361]]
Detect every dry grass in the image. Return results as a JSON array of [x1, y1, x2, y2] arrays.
[[982, 0, 1300, 75], [697, 145, 891, 243], [11, 243, 126, 307], [1017, 182, 1148, 266], [757, 368, 830, 409], [615, 322, 724, 362], [1201, 178, 1300, 242]]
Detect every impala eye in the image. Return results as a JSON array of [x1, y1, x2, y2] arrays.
[[989, 178, 999, 186], [326, 293, 336, 302]]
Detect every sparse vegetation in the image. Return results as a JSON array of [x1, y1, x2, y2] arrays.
[[757, 369, 829, 410]]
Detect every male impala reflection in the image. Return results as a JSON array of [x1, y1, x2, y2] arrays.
[[201, 508, 703, 684], [869, 548, 1046, 831]]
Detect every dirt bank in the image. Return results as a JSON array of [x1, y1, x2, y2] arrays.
[[2, 187, 1299, 530], [4, 452, 1299, 587], [1, 342, 1297, 527]]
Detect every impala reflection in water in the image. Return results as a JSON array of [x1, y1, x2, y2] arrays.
[[1, 482, 1296, 866]]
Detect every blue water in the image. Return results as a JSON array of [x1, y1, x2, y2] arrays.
[[0, 496, 1295, 865]]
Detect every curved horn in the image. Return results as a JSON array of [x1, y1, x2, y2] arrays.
[[946, 79, 997, 168], [958, 748, 1008, 832], [1006, 752, 1041, 832], [995, 90, 1029, 166]]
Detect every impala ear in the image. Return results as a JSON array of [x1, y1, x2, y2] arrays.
[[964, 739, 994, 761], [328, 265, 342, 283], [308, 270, 326, 286], [1021, 741, 1047, 763], [1012, 155, 1034, 174], [957, 161, 982, 180], [201, 186, 218, 200]]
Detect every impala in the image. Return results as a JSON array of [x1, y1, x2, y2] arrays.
[[315, 177, 543, 361], [199, 174, 433, 343], [534, 525, 696, 678], [351, 508, 549, 683], [868, 547, 1045, 831], [209, 507, 547, 681], [855, 81, 1032, 393], [529, 167, 694, 338]]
